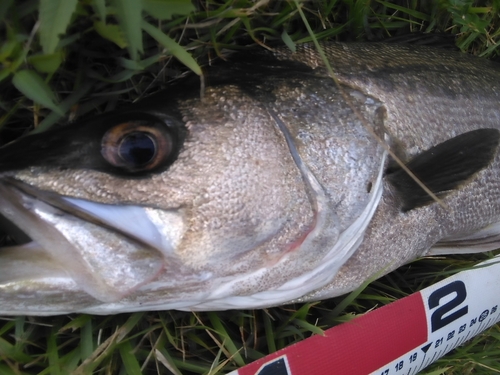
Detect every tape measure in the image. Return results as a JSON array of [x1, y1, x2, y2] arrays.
[[228, 256, 500, 375]]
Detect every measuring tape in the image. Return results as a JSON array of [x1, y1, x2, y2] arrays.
[[228, 256, 500, 375]]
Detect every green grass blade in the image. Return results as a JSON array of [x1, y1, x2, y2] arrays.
[[281, 30, 296, 52], [111, 0, 143, 60], [0, 336, 32, 363], [292, 318, 324, 336], [80, 318, 94, 362], [263, 312, 277, 353], [155, 347, 183, 375], [118, 339, 142, 375], [0, 364, 24, 375], [31, 81, 93, 133], [0, 0, 14, 23], [12, 70, 63, 115], [0, 320, 15, 336], [94, 21, 128, 49], [46, 325, 61, 375], [39, 0, 78, 54], [141, 20, 202, 75], [143, 0, 195, 20], [207, 312, 245, 367], [27, 51, 64, 74], [91, 0, 106, 21], [376, 0, 432, 21], [421, 368, 452, 375]]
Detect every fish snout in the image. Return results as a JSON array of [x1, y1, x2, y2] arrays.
[[0, 179, 185, 306]]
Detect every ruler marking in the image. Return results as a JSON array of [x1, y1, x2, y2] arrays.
[[464, 329, 473, 341], [455, 335, 467, 347], [422, 357, 432, 370], [231, 256, 500, 375]]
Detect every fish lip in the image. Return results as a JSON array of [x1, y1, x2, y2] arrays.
[[0, 177, 174, 256], [0, 177, 179, 303]]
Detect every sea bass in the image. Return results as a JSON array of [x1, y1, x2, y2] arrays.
[[1, 43, 500, 315]]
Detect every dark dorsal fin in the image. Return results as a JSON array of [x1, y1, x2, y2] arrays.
[[387, 128, 500, 212]]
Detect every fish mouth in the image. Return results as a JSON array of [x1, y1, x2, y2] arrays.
[[0, 177, 178, 304]]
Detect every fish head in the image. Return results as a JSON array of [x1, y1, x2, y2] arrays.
[[0, 61, 386, 314]]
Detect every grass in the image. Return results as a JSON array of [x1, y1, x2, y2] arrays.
[[1, 0, 500, 374]]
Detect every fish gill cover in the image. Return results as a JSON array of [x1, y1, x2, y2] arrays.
[[0, 1, 500, 374]]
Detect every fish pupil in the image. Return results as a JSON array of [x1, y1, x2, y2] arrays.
[[118, 132, 156, 166]]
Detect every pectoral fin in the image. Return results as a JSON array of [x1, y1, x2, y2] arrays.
[[387, 128, 500, 211]]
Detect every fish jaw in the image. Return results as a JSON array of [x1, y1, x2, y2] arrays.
[[0, 180, 170, 303]]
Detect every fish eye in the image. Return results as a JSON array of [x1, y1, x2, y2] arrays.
[[118, 132, 156, 166], [101, 120, 173, 172]]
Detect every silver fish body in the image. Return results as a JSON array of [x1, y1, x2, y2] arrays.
[[1, 43, 500, 315]]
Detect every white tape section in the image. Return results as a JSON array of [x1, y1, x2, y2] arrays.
[[228, 256, 500, 375]]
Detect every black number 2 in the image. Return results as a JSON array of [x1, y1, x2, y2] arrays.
[[428, 281, 468, 332]]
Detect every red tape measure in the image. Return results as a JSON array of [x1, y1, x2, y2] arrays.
[[228, 256, 500, 375]]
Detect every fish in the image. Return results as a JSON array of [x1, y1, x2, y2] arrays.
[[0, 43, 500, 315]]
